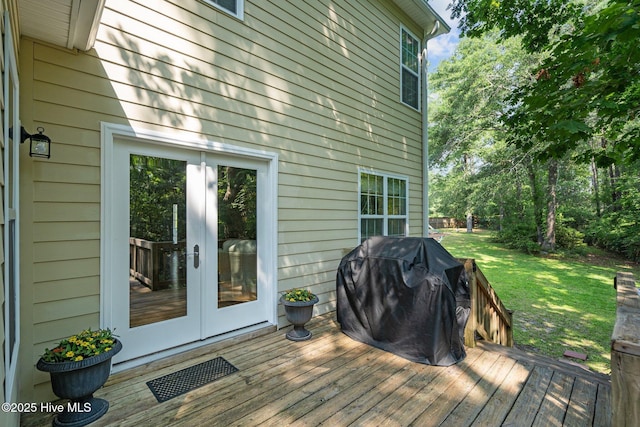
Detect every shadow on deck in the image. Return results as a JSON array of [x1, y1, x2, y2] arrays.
[[22, 312, 611, 427]]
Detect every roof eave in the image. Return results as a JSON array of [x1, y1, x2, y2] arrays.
[[392, 0, 451, 39], [69, 0, 106, 51]]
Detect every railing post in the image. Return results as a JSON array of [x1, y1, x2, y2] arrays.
[[463, 258, 477, 348], [611, 272, 640, 426]]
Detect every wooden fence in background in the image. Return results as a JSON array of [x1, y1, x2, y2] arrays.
[[429, 217, 463, 229]]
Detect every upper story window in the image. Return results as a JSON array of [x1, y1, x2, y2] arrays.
[[400, 27, 420, 110], [203, 0, 244, 19], [359, 170, 408, 242]]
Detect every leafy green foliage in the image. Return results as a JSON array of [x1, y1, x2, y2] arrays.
[[218, 166, 257, 240], [451, 0, 579, 52], [453, 0, 640, 166], [495, 225, 541, 254], [432, 0, 640, 261], [282, 288, 317, 303], [510, 0, 640, 165], [585, 214, 640, 261], [428, 33, 543, 235], [41, 329, 117, 363], [129, 157, 258, 243], [555, 222, 586, 251], [130, 155, 187, 242], [429, 32, 536, 167]]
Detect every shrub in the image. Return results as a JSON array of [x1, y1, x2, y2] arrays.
[[494, 224, 540, 254], [555, 223, 586, 250], [584, 214, 640, 261]]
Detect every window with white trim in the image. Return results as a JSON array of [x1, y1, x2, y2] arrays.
[[359, 171, 408, 242], [203, 0, 244, 19], [400, 27, 420, 110]]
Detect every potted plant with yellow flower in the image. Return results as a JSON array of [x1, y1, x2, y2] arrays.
[[280, 288, 318, 341], [36, 328, 122, 427]]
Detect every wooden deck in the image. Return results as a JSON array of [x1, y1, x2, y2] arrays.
[[129, 277, 255, 327], [22, 313, 611, 427], [129, 278, 187, 327]]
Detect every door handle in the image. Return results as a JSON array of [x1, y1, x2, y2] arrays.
[[189, 244, 199, 269], [186, 245, 200, 268]]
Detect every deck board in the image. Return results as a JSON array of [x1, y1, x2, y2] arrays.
[[470, 360, 534, 426], [21, 313, 612, 427], [593, 383, 612, 427], [503, 365, 554, 426], [531, 371, 574, 427], [563, 376, 598, 426], [441, 355, 518, 426], [411, 350, 503, 427]]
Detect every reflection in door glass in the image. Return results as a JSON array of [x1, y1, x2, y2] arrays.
[[218, 165, 258, 308], [129, 155, 188, 327]]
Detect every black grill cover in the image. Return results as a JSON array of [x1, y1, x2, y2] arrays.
[[336, 236, 471, 366]]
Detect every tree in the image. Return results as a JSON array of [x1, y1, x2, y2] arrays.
[[429, 33, 536, 165], [129, 155, 187, 242], [438, 0, 640, 258], [218, 166, 257, 240], [451, 0, 640, 166], [450, 0, 579, 52], [429, 33, 552, 245]]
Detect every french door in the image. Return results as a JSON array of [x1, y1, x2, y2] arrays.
[[106, 136, 272, 363]]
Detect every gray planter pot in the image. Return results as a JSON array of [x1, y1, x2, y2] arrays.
[[36, 339, 122, 427], [280, 295, 318, 341]]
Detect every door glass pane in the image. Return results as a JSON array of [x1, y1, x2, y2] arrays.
[[218, 165, 257, 308], [129, 154, 187, 327]]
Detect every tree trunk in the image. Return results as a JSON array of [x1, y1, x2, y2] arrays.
[[590, 156, 601, 217], [516, 176, 524, 220], [608, 163, 621, 210], [526, 161, 544, 244], [541, 159, 558, 252]]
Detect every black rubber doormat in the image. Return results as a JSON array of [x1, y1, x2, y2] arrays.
[[146, 356, 239, 403]]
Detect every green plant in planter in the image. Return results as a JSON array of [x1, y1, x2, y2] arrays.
[[280, 289, 318, 341], [282, 288, 316, 302], [41, 328, 117, 363], [37, 328, 122, 427]]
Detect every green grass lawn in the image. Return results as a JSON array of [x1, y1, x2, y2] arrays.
[[439, 229, 640, 375]]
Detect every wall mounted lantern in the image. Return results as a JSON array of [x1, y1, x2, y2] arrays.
[[13, 126, 52, 158]]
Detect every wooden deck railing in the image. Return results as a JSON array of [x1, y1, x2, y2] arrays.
[[460, 258, 514, 348], [129, 237, 186, 290], [612, 271, 640, 426]]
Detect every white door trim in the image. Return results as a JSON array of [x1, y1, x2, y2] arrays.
[[3, 10, 21, 402], [100, 122, 278, 363]]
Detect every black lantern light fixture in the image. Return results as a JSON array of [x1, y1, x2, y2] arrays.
[[13, 126, 52, 158]]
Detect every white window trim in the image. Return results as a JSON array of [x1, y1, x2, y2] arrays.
[[201, 0, 245, 20], [358, 168, 409, 242], [400, 25, 421, 111], [3, 10, 20, 402]]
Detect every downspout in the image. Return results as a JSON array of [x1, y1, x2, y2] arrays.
[[422, 21, 440, 237]]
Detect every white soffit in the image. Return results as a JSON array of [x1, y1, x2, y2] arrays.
[[392, 0, 450, 38], [18, 0, 105, 51]]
